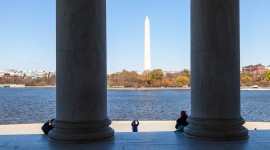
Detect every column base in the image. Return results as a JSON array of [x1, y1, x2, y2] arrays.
[[48, 119, 114, 143], [184, 117, 248, 140]]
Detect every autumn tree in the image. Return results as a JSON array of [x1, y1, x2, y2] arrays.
[[107, 69, 192, 88], [240, 74, 253, 86], [141, 70, 152, 87], [162, 77, 172, 87], [174, 76, 190, 87], [257, 80, 270, 87], [179, 69, 190, 78], [108, 70, 142, 87], [265, 70, 270, 81]]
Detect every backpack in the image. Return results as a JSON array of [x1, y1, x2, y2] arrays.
[[41, 119, 54, 134]]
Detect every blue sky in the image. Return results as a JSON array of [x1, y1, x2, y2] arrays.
[[0, 0, 269, 73]]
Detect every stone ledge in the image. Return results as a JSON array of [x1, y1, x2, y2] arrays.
[[0, 121, 269, 135]]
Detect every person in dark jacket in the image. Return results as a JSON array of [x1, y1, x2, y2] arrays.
[[175, 111, 188, 132], [131, 120, 139, 132]]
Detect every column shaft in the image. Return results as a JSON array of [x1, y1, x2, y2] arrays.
[[49, 0, 114, 143], [184, 0, 248, 140]]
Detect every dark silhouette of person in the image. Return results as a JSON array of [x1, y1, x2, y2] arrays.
[[175, 111, 188, 132], [41, 119, 54, 134], [131, 120, 139, 132]]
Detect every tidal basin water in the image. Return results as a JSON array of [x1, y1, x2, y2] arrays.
[[0, 88, 270, 124]]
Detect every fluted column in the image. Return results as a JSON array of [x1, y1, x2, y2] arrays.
[[49, 0, 114, 143], [184, 0, 248, 140]]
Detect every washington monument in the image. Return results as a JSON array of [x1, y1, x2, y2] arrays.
[[144, 16, 151, 71]]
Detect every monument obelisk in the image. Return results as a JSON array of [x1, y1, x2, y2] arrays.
[[144, 16, 151, 71]]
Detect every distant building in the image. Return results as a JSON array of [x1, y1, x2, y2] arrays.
[[163, 71, 180, 75], [3, 73, 11, 78], [242, 64, 266, 75], [48, 71, 56, 78], [0, 69, 23, 77], [24, 71, 38, 78], [36, 71, 48, 78], [0, 69, 56, 78], [11, 72, 23, 77], [266, 65, 270, 71]]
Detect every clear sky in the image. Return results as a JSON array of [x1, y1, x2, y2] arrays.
[[0, 0, 269, 73]]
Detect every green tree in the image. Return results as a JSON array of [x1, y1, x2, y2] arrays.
[[149, 69, 163, 80], [149, 69, 164, 87]]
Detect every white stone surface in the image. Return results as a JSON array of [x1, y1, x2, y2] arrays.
[[144, 16, 151, 71]]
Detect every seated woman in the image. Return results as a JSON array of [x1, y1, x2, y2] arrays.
[[175, 111, 188, 132]]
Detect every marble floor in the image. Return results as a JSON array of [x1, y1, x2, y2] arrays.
[[0, 131, 270, 150]]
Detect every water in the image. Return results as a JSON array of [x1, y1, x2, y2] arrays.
[[0, 88, 269, 124], [0, 88, 55, 124], [108, 90, 190, 121]]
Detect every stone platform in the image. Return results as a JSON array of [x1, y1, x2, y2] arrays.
[[0, 121, 270, 149]]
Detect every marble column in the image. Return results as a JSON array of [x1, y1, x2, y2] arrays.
[[48, 0, 114, 142], [184, 0, 248, 140]]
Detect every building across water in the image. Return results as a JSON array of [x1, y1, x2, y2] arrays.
[[0, 69, 56, 79], [242, 64, 269, 76]]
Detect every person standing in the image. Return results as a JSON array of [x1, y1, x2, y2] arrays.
[[131, 120, 139, 132]]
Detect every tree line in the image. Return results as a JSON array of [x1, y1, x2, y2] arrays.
[[108, 69, 270, 88], [0, 75, 56, 86], [1, 69, 270, 87], [240, 70, 270, 87], [108, 69, 190, 88]]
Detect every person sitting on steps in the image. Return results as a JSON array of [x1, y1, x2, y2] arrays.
[[175, 111, 188, 132]]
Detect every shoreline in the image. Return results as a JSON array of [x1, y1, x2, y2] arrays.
[[0, 85, 56, 88], [1, 85, 270, 90], [108, 87, 270, 91], [24, 86, 56, 88], [107, 87, 190, 90]]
